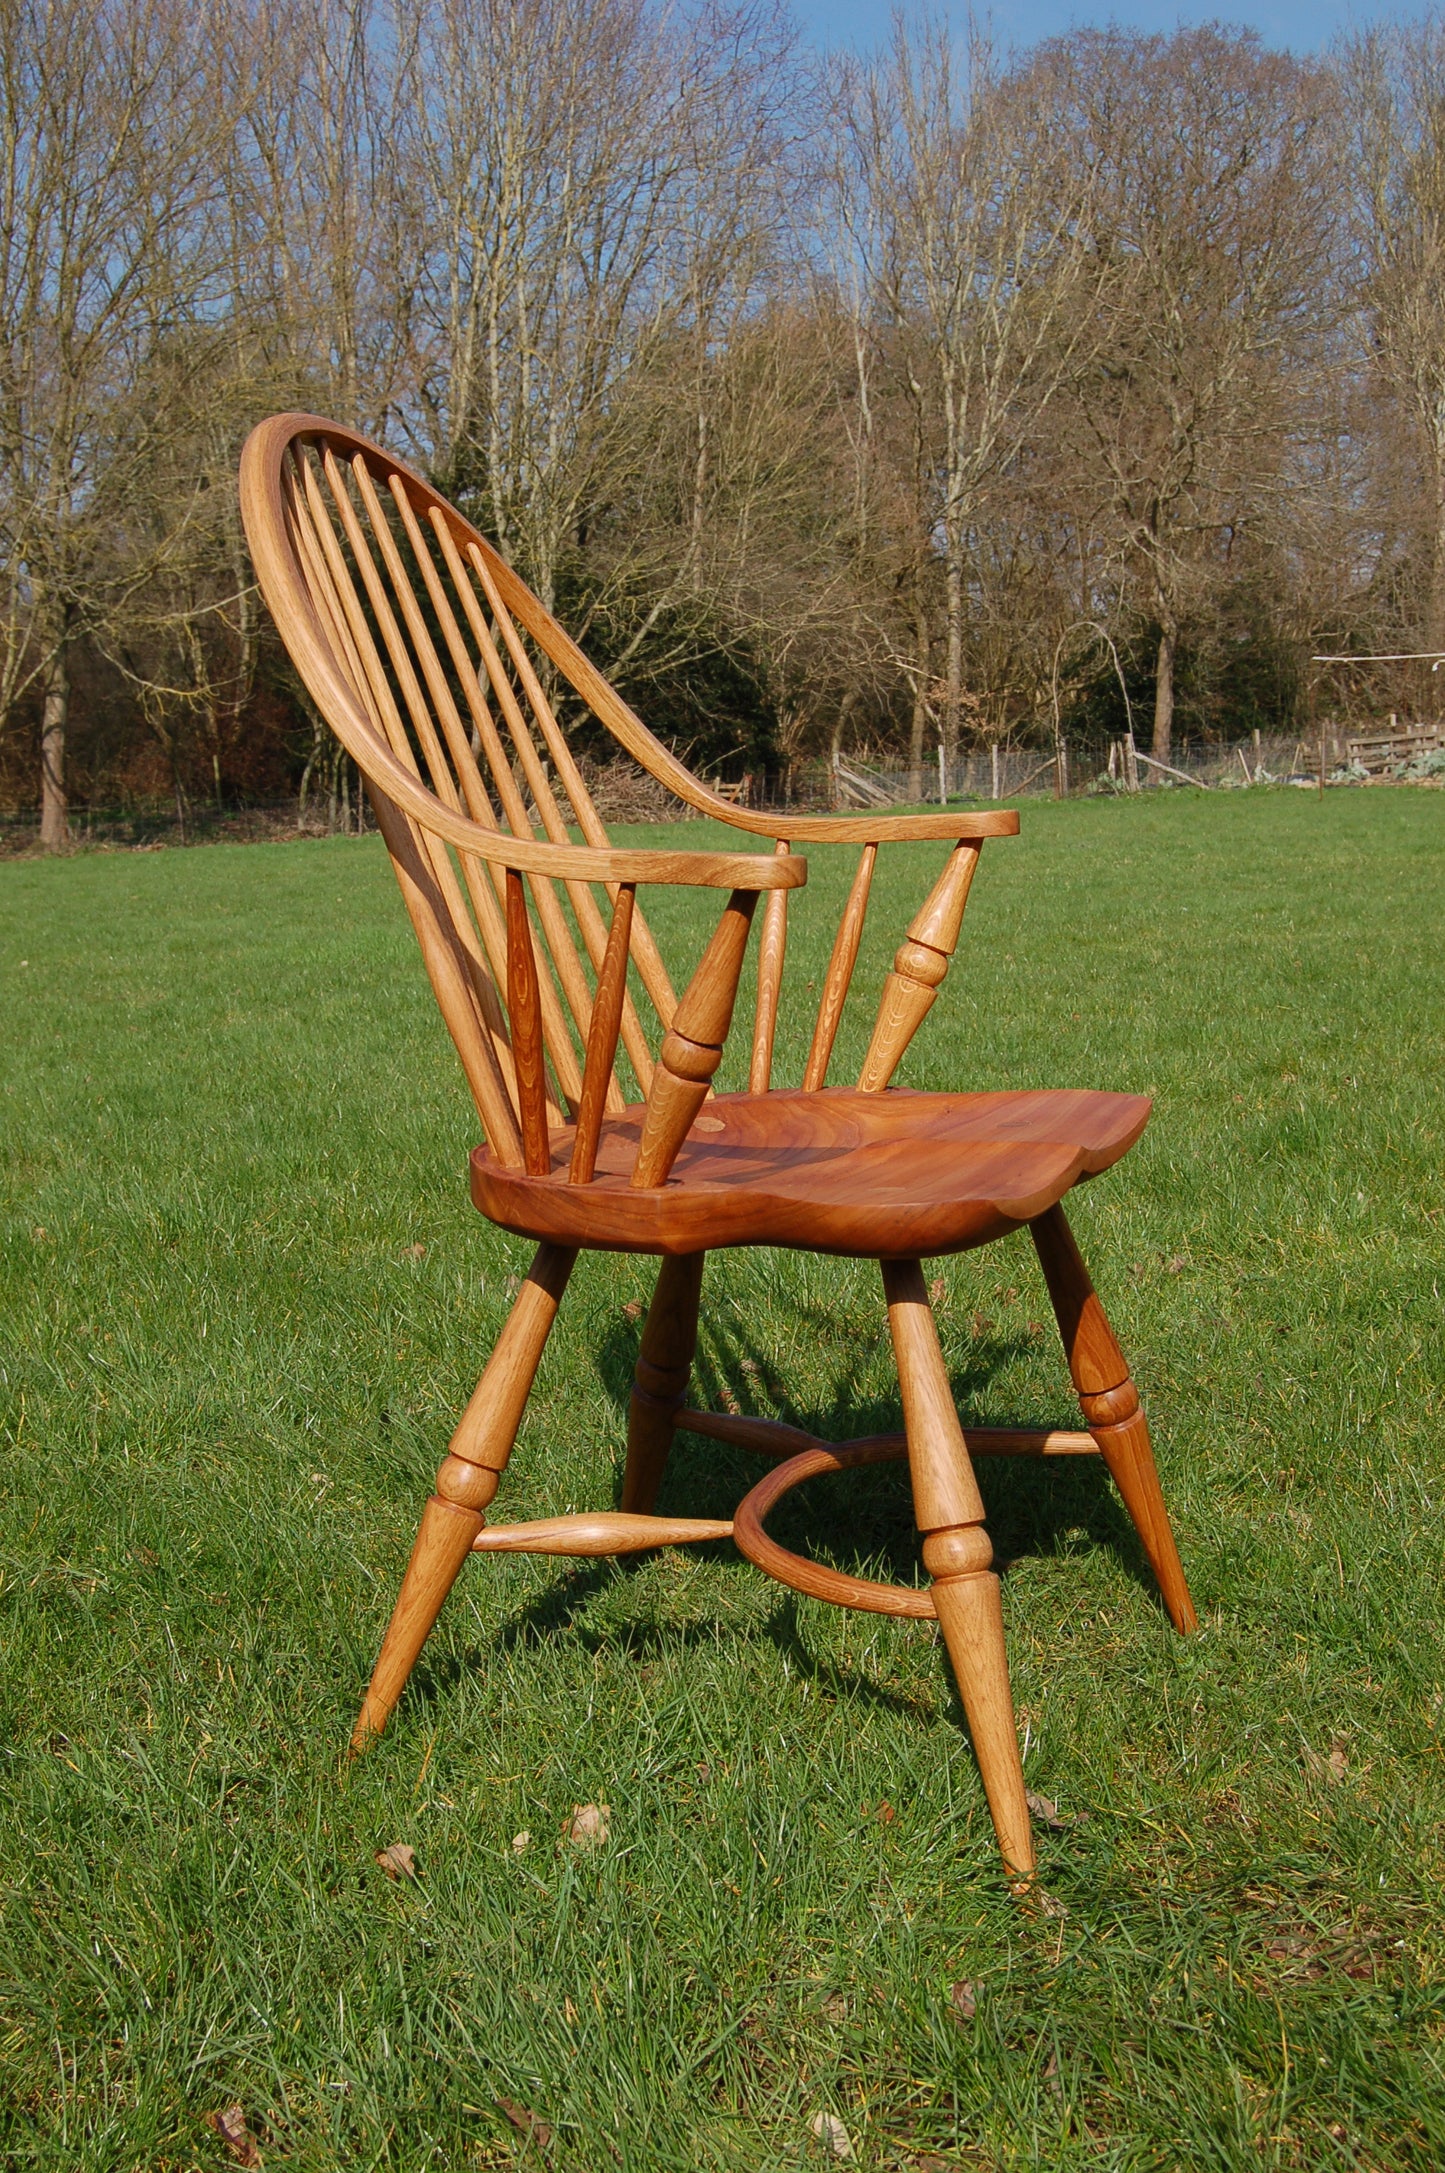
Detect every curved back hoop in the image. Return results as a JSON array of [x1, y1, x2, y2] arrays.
[[239, 413, 801, 1175], [239, 413, 1016, 1185]]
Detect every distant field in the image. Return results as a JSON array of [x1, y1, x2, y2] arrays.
[[1, 789, 1442, 2170]]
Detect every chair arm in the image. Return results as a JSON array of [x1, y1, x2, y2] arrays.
[[722, 807, 1020, 845], [419, 801, 807, 891]]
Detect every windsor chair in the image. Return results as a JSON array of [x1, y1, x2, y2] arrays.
[[239, 413, 1197, 1884]]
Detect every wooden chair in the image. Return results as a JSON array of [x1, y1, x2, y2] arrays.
[[238, 414, 1197, 1884]]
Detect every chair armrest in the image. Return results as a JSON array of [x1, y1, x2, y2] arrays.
[[419, 801, 806, 891], [716, 807, 1020, 845]]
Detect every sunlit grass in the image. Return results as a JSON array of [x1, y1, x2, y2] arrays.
[[1, 787, 1442, 2169]]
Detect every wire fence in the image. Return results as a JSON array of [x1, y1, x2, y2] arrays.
[[777, 727, 1390, 813], [5, 722, 1441, 856]]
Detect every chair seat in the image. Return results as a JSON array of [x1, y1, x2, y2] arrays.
[[471, 1087, 1150, 1257]]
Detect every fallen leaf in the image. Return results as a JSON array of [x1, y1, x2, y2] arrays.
[[740, 1356, 760, 1377], [949, 1979, 977, 2021], [563, 1995, 578, 2023], [696, 1761, 711, 1782], [1042, 2050, 1063, 2098], [1037, 1889, 1068, 1921], [928, 1276, 946, 1304], [403, 1242, 426, 1260], [874, 1800, 896, 1825], [1025, 1790, 1082, 1831], [561, 1802, 610, 1848], [1166, 1255, 1187, 1274], [511, 1830, 531, 1854], [1303, 1737, 1349, 1785], [374, 1842, 417, 1879], [821, 1989, 849, 2022], [205, 2103, 262, 2167], [969, 1311, 996, 1337], [809, 2110, 855, 2160], [495, 2096, 552, 2150], [622, 1299, 642, 1321], [719, 1384, 742, 1415]]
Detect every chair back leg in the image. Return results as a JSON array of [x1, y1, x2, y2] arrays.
[[621, 1252, 706, 1514], [1029, 1204, 1197, 1634], [882, 1258, 1036, 1884], [351, 1242, 577, 1748]]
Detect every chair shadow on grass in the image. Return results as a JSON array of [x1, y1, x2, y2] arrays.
[[396, 1275, 1166, 1725]]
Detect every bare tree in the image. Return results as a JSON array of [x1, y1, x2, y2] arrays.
[[0, 0, 229, 844], [1342, 14, 1445, 654], [833, 20, 1103, 769], [1047, 26, 1337, 759], [394, 0, 800, 642]]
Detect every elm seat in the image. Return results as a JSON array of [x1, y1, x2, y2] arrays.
[[238, 410, 1198, 1890], [473, 1088, 1152, 1257]]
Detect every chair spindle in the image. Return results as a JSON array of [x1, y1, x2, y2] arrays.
[[803, 843, 877, 1091], [749, 840, 791, 1094], [506, 870, 551, 1174], [570, 884, 636, 1183]]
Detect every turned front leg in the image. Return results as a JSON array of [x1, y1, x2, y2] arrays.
[[351, 1242, 577, 1749], [621, 1252, 706, 1514], [882, 1258, 1035, 1883], [1029, 1204, 1197, 1634]]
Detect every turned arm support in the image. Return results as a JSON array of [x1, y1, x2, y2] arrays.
[[857, 839, 986, 1093], [631, 887, 761, 1188]]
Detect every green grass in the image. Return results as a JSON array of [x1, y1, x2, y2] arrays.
[[1, 789, 1442, 2171]]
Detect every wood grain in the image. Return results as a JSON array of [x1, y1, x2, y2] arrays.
[[1029, 1203, 1197, 1634], [883, 1257, 1035, 1882], [631, 890, 759, 1189], [570, 883, 635, 1183], [803, 843, 876, 1090], [471, 1511, 732, 1555], [622, 1251, 706, 1514], [859, 841, 982, 1092], [351, 1242, 576, 1747], [506, 869, 552, 1175], [676, 1409, 1097, 1459], [749, 841, 791, 1094], [474, 1087, 1149, 1258]]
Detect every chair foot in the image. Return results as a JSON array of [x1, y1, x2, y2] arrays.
[[351, 1495, 484, 1750], [882, 1257, 1035, 1884], [621, 1252, 706, 1514], [350, 1241, 576, 1750], [1030, 1204, 1197, 1634], [928, 1558, 1036, 1884]]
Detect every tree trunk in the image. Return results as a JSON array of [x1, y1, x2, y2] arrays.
[[39, 618, 71, 852], [909, 607, 931, 803], [1152, 621, 1176, 763], [944, 549, 964, 763], [1428, 451, 1445, 655]]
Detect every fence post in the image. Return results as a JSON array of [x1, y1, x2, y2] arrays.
[[1124, 731, 1140, 792], [937, 743, 946, 804]]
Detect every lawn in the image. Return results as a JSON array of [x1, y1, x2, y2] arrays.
[[1, 788, 1442, 2171]]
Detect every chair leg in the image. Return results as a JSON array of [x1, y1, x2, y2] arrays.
[[620, 1251, 706, 1514], [1029, 1203, 1197, 1634], [350, 1242, 578, 1750], [882, 1258, 1036, 1885]]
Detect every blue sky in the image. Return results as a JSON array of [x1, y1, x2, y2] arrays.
[[789, 0, 1432, 57]]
